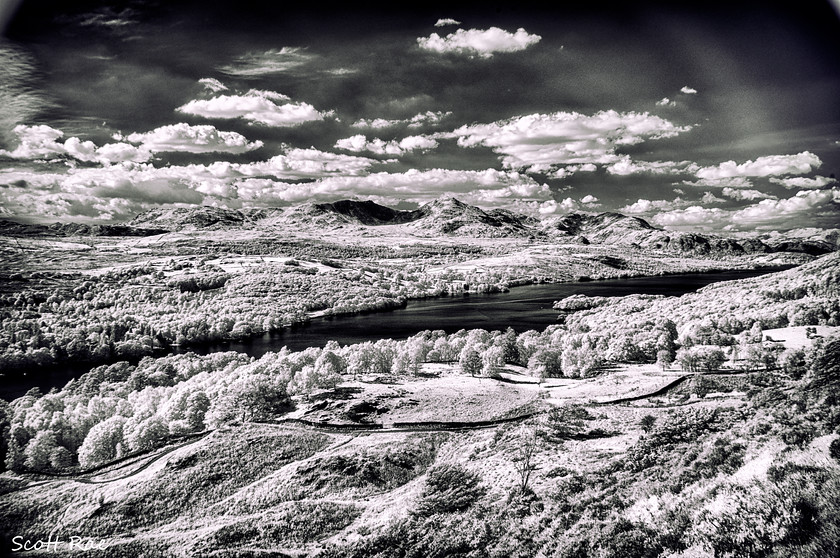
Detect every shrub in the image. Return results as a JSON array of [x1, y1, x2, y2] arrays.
[[593, 518, 664, 558], [414, 463, 485, 516], [544, 404, 592, 440]]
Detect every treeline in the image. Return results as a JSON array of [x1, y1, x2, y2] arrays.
[[4, 308, 831, 477], [0, 325, 566, 474], [556, 253, 839, 370], [166, 238, 487, 260], [0, 258, 546, 372]]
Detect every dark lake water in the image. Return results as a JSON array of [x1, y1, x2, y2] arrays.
[[1, 267, 785, 399]]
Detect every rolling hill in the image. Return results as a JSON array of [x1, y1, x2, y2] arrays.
[[124, 197, 835, 256]]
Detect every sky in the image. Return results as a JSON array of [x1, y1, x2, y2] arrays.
[[0, 0, 839, 232]]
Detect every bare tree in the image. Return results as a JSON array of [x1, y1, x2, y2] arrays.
[[512, 425, 539, 494]]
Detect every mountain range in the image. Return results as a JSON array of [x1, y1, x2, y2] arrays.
[[1, 198, 835, 256], [129, 198, 836, 256]]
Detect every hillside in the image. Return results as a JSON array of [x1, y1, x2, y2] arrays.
[[123, 198, 835, 256], [0, 219, 169, 237], [0, 243, 838, 557], [0, 318, 837, 557], [559, 251, 840, 349], [404, 197, 540, 238], [129, 206, 247, 230], [129, 197, 541, 238]]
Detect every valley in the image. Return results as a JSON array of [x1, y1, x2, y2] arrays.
[[0, 198, 838, 557]]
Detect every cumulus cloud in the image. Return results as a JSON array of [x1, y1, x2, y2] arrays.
[[450, 110, 691, 172], [656, 97, 675, 107], [652, 205, 728, 230], [434, 18, 462, 27], [0, 124, 150, 165], [121, 123, 262, 154], [218, 47, 316, 77], [682, 176, 754, 189], [731, 189, 840, 228], [652, 189, 840, 231], [546, 163, 597, 180], [769, 175, 837, 189], [199, 78, 228, 92], [313, 168, 547, 200], [0, 145, 382, 221], [538, 194, 603, 215], [694, 151, 821, 179], [210, 147, 378, 179], [700, 191, 726, 204], [351, 111, 452, 129], [177, 89, 329, 127], [226, 168, 551, 210], [417, 27, 541, 58], [680, 86, 698, 95], [721, 187, 776, 201], [606, 156, 691, 176], [620, 198, 690, 214], [334, 134, 438, 155]]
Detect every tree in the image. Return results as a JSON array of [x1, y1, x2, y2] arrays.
[[5, 424, 30, 472], [77, 415, 127, 469], [459, 347, 482, 377], [206, 375, 291, 427], [528, 349, 563, 379], [482, 345, 505, 377], [391, 344, 422, 376], [184, 391, 210, 431], [288, 360, 341, 395], [745, 344, 780, 371], [432, 337, 458, 363], [780, 348, 808, 379], [656, 318, 678, 352], [347, 342, 390, 378], [124, 415, 169, 452], [807, 334, 840, 392], [676, 346, 725, 372], [606, 335, 644, 363], [829, 437, 840, 462], [544, 404, 590, 440], [656, 349, 674, 370], [49, 446, 73, 469], [501, 327, 520, 364], [513, 426, 539, 494], [24, 430, 59, 472]]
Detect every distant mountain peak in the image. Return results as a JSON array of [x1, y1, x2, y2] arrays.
[[121, 199, 834, 256]]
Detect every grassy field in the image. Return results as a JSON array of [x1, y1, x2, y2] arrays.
[[762, 325, 840, 349]]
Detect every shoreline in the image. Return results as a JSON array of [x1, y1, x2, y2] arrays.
[[0, 264, 796, 401]]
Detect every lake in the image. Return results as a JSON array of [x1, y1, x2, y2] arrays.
[[0, 267, 784, 399]]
